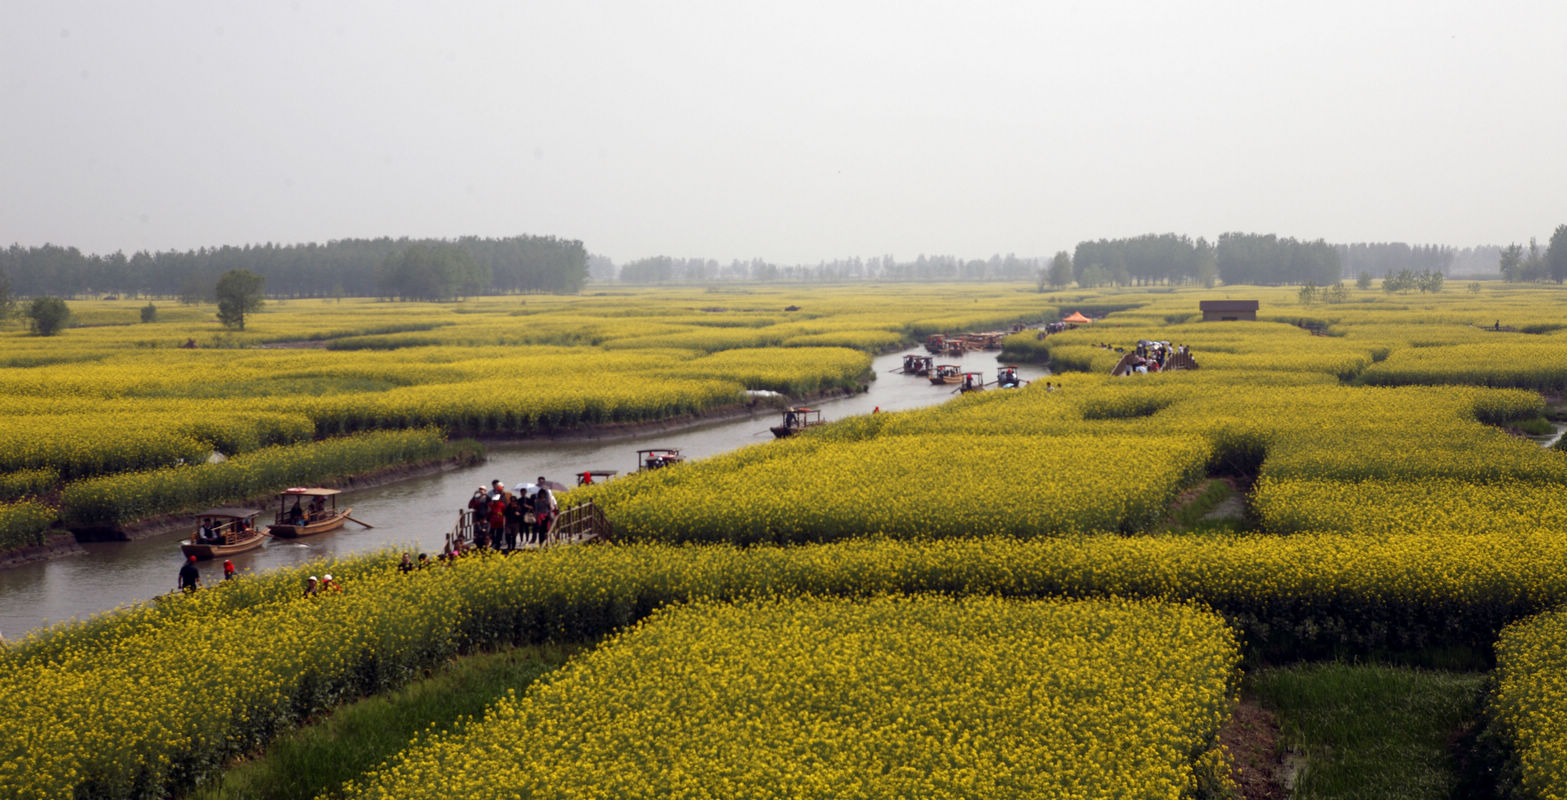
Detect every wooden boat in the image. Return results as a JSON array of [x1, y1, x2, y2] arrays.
[[971, 332, 1006, 350], [997, 365, 1025, 389], [943, 339, 968, 356], [181, 507, 267, 560], [901, 354, 933, 376], [929, 364, 962, 385], [637, 448, 684, 472], [770, 407, 823, 439], [268, 487, 351, 538], [925, 334, 946, 354], [959, 372, 987, 392]]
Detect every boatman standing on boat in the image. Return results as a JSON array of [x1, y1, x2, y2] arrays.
[[177, 556, 201, 593]]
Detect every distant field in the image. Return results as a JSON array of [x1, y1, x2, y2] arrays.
[[0, 285, 1055, 543]]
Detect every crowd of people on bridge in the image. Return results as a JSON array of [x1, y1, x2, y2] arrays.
[[463, 476, 560, 553]]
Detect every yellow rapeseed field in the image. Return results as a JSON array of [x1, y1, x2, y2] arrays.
[[6, 282, 1567, 797], [339, 595, 1239, 800]]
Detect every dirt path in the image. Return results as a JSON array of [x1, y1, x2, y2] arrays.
[[1222, 700, 1290, 800]]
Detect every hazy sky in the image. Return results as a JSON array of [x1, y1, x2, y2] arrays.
[[3, 1, 1564, 264]]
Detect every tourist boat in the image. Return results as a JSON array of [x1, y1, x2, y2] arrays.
[[929, 364, 962, 385], [925, 334, 946, 354], [997, 365, 1025, 389], [901, 354, 933, 376], [180, 507, 267, 560], [637, 448, 684, 472], [268, 488, 351, 538], [970, 332, 1006, 350], [943, 339, 968, 356], [770, 407, 823, 439], [959, 372, 987, 392]]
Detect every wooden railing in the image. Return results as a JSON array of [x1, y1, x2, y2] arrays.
[[445, 501, 611, 552], [546, 502, 612, 546]]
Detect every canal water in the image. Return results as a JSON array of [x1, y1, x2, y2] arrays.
[[0, 350, 1046, 639]]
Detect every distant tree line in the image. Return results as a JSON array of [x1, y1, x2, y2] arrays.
[[610, 253, 1044, 283], [1070, 234, 1211, 287], [0, 235, 588, 300], [1064, 232, 1338, 287], [1336, 243, 1454, 276]]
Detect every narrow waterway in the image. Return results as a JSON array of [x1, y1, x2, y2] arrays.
[[0, 349, 1047, 639], [1530, 420, 1567, 450]]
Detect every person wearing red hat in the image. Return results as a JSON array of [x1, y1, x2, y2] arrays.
[[177, 555, 201, 593], [223, 560, 236, 581]]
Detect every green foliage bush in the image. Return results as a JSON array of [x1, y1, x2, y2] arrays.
[[0, 468, 58, 502], [0, 500, 55, 550]]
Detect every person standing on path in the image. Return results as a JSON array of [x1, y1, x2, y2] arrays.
[[177, 556, 201, 593], [532, 477, 558, 538]]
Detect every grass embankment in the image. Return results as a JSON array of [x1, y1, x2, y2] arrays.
[[1166, 478, 1247, 533], [191, 644, 579, 800], [1248, 662, 1488, 800]]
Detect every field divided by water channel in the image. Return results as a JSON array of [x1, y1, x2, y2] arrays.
[[4, 282, 1567, 799]]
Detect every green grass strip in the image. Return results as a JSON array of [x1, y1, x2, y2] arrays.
[[1248, 662, 1486, 799], [192, 644, 579, 800]]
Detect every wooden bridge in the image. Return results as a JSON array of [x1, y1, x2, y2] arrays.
[[1111, 350, 1199, 377], [445, 501, 612, 552]]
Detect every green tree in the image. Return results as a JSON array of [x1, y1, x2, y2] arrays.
[[140, 302, 158, 323], [26, 296, 70, 335], [1046, 251, 1073, 289], [1547, 224, 1567, 283], [1323, 282, 1350, 304], [1077, 264, 1109, 288], [215, 269, 266, 330], [0, 270, 13, 323], [1522, 238, 1546, 281], [1297, 283, 1318, 305], [379, 244, 488, 300], [1355, 271, 1372, 290], [1499, 243, 1524, 281], [1195, 238, 1218, 288]]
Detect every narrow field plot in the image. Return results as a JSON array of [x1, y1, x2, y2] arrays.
[[341, 596, 1240, 800], [1490, 608, 1567, 800], [1360, 341, 1567, 391], [599, 433, 1211, 543], [1253, 477, 1567, 536]]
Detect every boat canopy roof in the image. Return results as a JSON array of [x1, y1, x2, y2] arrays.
[[198, 507, 263, 519], [280, 487, 341, 497]]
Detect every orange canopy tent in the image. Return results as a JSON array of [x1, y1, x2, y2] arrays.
[[1062, 311, 1092, 324]]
